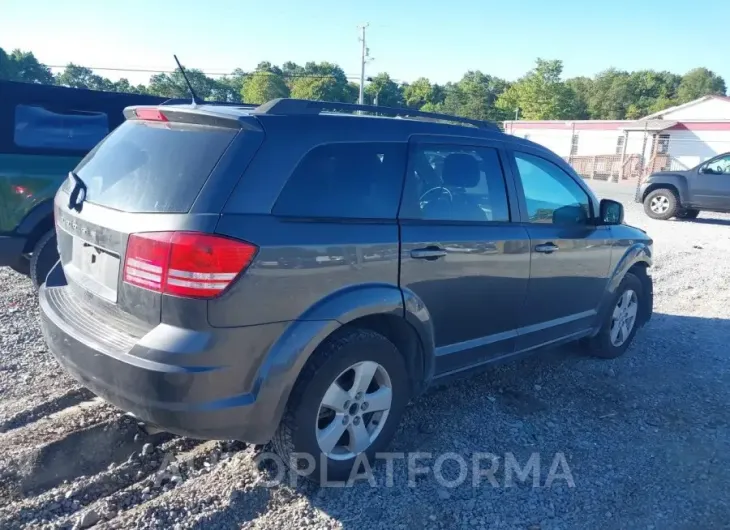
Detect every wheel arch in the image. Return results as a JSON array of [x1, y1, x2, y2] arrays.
[[249, 284, 436, 442], [593, 244, 652, 336], [16, 200, 55, 253], [641, 177, 688, 205]]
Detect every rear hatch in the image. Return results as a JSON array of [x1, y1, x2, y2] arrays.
[[54, 106, 263, 327]]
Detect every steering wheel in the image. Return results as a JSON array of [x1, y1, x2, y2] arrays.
[[420, 186, 453, 205]]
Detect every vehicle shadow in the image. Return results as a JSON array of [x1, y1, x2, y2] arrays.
[[290, 311, 730, 529], [675, 217, 730, 227], [184, 312, 730, 528]]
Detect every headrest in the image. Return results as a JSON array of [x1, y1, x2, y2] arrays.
[[442, 153, 480, 188]]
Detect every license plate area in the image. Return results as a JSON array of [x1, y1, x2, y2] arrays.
[[69, 237, 120, 303]]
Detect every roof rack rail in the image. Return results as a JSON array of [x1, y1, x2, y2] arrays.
[[161, 98, 258, 108], [254, 98, 500, 131]]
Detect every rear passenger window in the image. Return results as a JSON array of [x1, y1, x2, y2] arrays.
[[14, 104, 109, 151], [401, 144, 510, 222], [274, 142, 407, 219]]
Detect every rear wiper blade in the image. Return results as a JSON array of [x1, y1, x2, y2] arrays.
[[67, 171, 87, 212]]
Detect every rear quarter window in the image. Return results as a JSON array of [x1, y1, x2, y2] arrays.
[[14, 104, 109, 151], [273, 142, 407, 219], [74, 120, 236, 213]]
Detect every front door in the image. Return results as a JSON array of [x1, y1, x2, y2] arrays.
[[398, 137, 530, 376], [507, 149, 613, 352], [690, 154, 730, 210]]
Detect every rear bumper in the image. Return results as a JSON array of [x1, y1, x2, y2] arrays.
[[39, 281, 290, 443], [0, 235, 26, 266]]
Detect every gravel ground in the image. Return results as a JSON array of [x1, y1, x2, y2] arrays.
[[2, 182, 730, 529]]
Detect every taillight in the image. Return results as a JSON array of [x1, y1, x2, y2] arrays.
[[123, 232, 257, 298], [134, 108, 168, 122]]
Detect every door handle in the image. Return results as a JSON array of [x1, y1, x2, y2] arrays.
[[534, 243, 559, 254], [410, 247, 447, 260]]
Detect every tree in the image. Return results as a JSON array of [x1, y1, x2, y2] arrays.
[[289, 62, 352, 102], [364, 72, 403, 107], [148, 68, 219, 99], [0, 48, 53, 84], [496, 59, 576, 120], [565, 77, 592, 119], [214, 68, 246, 102], [402, 77, 430, 108], [583, 68, 634, 119], [56, 64, 115, 91], [241, 64, 289, 104], [624, 70, 681, 118], [447, 71, 509, 120], [677, 68, 726, 103]]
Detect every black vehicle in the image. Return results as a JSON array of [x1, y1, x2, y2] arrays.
[[638, 152, 730, 220], [0, 80, 165, 287], [39, 99, 653, 482]]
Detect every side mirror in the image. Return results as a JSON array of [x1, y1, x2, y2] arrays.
[[552, 205, 588, 225], [600, 199, 624, 225], [699, 165, 711, 174]]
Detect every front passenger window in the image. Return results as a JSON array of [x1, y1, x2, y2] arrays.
[[513, 152, 591, 225], [702, 155, 730, 175]]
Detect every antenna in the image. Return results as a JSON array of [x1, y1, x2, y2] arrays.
[[173, 55, 201, 106]]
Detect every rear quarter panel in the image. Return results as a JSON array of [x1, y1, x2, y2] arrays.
[[0, 153, 79, 233]]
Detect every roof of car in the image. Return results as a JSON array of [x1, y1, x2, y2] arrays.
[[125, 98, 554, 157]]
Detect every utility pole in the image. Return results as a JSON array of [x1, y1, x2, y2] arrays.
[[358, 23, 370, 105]]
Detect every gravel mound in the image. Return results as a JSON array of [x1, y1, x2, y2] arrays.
[[1, 186, 730, 529]]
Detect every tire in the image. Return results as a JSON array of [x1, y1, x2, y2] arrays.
[[30, 230, 58, 290], [676, 208, 700, 220], [585, 272, 643, 359], [272, 328, 410, 484], [643, 188, 678, 220], [10, 256, 31, 276]]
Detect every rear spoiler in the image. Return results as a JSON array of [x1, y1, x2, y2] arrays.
[[123, 105, 261, 130]]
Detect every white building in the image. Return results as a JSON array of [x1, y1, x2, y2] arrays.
[[503, 95, 730, 180]]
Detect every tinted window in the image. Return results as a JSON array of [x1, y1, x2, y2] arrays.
[[513, 152, 591, 225], [274, 142, 407, 219], [14, 104, 109, 151], [401, 145, 510, 222], [74, 120, 236, 213]]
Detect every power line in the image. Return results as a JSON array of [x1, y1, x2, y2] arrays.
[[45, 64, 363, 80]]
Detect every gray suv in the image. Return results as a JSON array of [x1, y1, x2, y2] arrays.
[[39, 99, 653, 482]]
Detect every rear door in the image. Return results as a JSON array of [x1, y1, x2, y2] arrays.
[[398, 136, 531, 376], [506, 147, 613, 351], [54, 108, 262, 326]]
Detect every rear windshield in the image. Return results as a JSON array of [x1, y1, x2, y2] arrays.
[[74, 120, 236, 213]]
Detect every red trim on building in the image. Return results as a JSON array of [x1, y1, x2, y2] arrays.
[[668, 122, 730, 131], [506, 121, 628, 131]]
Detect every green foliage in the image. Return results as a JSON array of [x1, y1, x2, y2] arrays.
[[240, 63, 289, 104], [3, 46, 728, 122], [147, 68, 221, 99], [443, 71, 509, 121], [677, 68, 726, 103], [289, 62, 353, 102], [0, 48, 53, 84], [496, 59, 577, 120], [364, 73, 403, 107]]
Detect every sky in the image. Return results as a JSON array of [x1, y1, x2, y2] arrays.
[[2, 0, 729, 88]]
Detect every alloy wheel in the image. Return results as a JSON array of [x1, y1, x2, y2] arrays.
[[315, 360, 393, 461], [610, 289, 638, 347]]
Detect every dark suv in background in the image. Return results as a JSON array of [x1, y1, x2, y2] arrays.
[[639, 152, 730, 220], [39, 99, 653, 481], [0, 80, 164, 286]]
